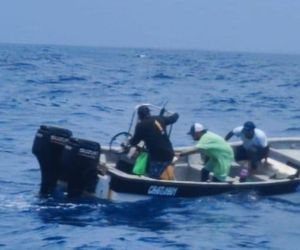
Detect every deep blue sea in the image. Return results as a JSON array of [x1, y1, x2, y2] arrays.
[[0, 43, 300, 249]]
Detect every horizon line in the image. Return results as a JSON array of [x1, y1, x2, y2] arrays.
[[1, 41, 300, 57]]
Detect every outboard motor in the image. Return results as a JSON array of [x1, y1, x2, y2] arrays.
[[60, 137, 101, 198], [32, 125, 72, 195]]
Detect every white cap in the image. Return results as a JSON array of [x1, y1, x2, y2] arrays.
[[194, 123, 205, 132], [188, 123, 205, 135]]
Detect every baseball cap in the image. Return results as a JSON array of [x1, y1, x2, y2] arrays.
[[243, 121, 255, 131], [187, 123, 205, 135]]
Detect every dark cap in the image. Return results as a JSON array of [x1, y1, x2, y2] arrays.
[[137, 105, 150, 119], [187, 123, 205, 135], [243, 121, 255, 131]]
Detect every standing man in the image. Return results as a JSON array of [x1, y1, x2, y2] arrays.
[[129, 105, 179, 179], [180, 123, 234, 182], [225, 121, 269, 170]]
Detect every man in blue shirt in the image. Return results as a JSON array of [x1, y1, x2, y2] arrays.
[[225, 121, 269, 170]]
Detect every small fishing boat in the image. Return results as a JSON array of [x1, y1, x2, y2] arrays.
[[32, 104, 300, 201], [98, 139, 300, 201]]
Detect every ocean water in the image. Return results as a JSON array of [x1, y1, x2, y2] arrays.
[[0, 43, 300, 249]]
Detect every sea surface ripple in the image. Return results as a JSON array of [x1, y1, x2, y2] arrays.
[[0, 44, 300, 249]]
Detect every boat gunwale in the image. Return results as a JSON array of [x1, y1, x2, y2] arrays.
[[101, 136, 300, 198], [107, 166, 300, 187]]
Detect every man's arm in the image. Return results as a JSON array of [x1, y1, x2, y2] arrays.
[[178, 147, 200, 157], [163, 113, 179, 126], [129, 124, 142, 146], [224, 131, 234, 141]]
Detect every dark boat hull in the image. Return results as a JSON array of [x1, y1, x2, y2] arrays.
[[109, 170, 300, 198]]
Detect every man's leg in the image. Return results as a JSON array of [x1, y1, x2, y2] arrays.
[[160, 164, 174, 180], [248, 146, 270, 170], [234, 145, 248, 161], [201, 168, 210, 181], [148, 161, 170, 179]]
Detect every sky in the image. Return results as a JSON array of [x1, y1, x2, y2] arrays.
[[0, 0, 300, 54]]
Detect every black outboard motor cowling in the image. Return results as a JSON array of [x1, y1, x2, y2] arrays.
[[61, 137, 101, 198], [32, 125, 72, 195]]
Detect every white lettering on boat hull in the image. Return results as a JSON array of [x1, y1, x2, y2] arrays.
[[148, 185, 178, 196]]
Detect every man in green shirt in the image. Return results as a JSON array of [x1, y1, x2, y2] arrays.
[[180, 123, 234, 182]]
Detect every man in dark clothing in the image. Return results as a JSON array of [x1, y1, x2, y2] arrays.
[[129, 105, 179, 179]]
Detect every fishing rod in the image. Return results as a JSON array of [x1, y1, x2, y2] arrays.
[[158, 100, 174, 138]]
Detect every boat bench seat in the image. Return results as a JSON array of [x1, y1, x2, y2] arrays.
[[251, 174, 271, 181]]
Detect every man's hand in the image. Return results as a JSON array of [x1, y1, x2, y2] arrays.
[[159, 108, 166, 116], [121, 139, 131, 153], [174, 152, 181, 157]]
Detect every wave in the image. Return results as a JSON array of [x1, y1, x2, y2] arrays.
[[150, 73, 175, 80], [285, 127, 300, 132], [58, 75, 87, 82], [277, 82, 300, 88], [25, 75, 87, 84], [1, 62, 38, 71]]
